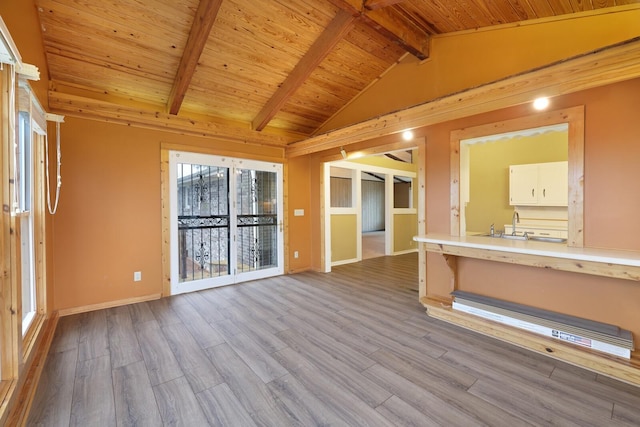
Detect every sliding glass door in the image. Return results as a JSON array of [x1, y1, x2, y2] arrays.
[[169, 152, 283, 294]]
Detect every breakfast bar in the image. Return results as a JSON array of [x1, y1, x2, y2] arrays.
[[413, 233, 640, 386]]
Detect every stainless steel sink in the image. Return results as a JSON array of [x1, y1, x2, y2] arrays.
[[500, 234, 528, 241], [477, 233, 566, 243], [527, 236, 567, 243]]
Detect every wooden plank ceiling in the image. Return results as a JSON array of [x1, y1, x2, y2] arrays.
[[35, 0, 636, 148]]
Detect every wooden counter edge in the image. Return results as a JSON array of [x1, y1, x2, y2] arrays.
[[424, 242, 640, 281]]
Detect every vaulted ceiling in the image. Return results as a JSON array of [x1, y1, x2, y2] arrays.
[[35, 0, 637, 148]]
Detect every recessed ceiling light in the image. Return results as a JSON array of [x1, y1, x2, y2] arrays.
[[402, 130, 414, 141], [533, 97, 550, 110]]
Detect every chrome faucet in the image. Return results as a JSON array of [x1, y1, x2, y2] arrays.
[[512, 211, 520, 235]]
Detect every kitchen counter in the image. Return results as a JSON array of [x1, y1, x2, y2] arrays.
[[413, 233, 640, 281], [413, 233, 640, 386]]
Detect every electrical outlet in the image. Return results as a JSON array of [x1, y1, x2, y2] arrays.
[[134, 271, 142, 282], [294, 251, 299, 259]]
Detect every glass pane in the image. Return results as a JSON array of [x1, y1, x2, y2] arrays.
[[330, 167, 353, 208], [236, 169, 278, 273], [17, 111, 31, 211], [21, 216, 35, 334], [176, 163, 230, 282], [393, 177, 412, 208]]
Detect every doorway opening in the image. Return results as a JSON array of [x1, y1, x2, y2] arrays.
[[324, 149, 418, 271]]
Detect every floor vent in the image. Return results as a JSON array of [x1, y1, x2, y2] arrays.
[[451, 290, 634, 359]]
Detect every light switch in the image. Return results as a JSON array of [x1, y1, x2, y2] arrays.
[[294, 209, 304, 216]]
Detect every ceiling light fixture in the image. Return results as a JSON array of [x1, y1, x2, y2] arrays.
[[533, 97, 550, 110], [340, 147, 347, 159], [402, 130, 414, 141]]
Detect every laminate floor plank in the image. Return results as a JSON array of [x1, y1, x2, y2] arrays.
[[221, 299, 290, 332], [286, 306, 380, 355], [267, 374, 352, 427], [279, 313, 377, 371], [441, 346, 615, 416], [442, 350, 613, 417], [170, 296, 226, 349], [146, 296, 182, 326], [550, 365, 640, 409], [161, 322, 224, 393], [197, 286, 234, 310], [369, 348, 532, 426], [206, 343, 297, 427], [247, 277, 298, 310], [218, 331, 288, 383], [235, 283, 291, 317], [276, 329, 392, 407], [135, 320, 184, 386], [48, 315, 80, 354], [343, 319, 447, 360], [278, 290, 354, 328], [425, 326, 554, 377], [363, 363, 494, 426], [612, 402, 640, 426], [153, 376, 209, 426], [219, 305, 289, 352], [127, 301, 156, 324], [375, 395, 441, 427], [338, 307, 427, 338], [28, 254, 640, 427], [77, 310, 110, 362], [273, 347, 396, 427], [196, 383, 258, 427], [27, 349, 78, 427], [179, 291, 226, 323], [112, 360, 163, 427], [70, 355, 115, 426], [468, 375, 622, 427], [107, 307, 143, 369]]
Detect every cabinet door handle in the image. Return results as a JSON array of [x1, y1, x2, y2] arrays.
[[531, 188, 535, 197], [543, 188, 546, 197]]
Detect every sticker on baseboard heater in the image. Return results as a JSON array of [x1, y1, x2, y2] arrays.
[[452, 301, 631, 359]]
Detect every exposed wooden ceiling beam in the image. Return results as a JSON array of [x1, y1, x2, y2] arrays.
[[167, 0, 223, 115], [286, 37, 640, 158], [364, 0, 407, 11], [361, 7, 430, 60], [49, 91, 296, 147], [251, 9, 355, 131], [330, 0, 430, 60]]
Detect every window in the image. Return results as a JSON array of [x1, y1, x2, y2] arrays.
[[16, 110, 37, 335]]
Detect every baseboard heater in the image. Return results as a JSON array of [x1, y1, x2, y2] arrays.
[[451, 291, 634, 359]]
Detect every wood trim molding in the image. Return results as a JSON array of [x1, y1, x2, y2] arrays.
[[449, 105, 585, 247], [424, 242, 640, 282], [422, 298, 640, 387], [287, 37, 640, 158], [4, 312, 58, 425], [57, 294, 161, 317], [48, 91, 296, 148]]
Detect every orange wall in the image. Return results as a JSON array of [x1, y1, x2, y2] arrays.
[[51, 117, 284, 311], [422, 78, 640, 341], [287, 156, 312, 272], [320, 6, 640, 132], [0, 1, 50, 106]]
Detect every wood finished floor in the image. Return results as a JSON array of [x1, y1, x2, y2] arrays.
[[28, 253, 640, 426]]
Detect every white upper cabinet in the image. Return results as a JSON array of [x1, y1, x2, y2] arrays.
[[509, 161, 568, 206]]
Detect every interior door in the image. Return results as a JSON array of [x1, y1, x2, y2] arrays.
[[169, 152, 283, 294]]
